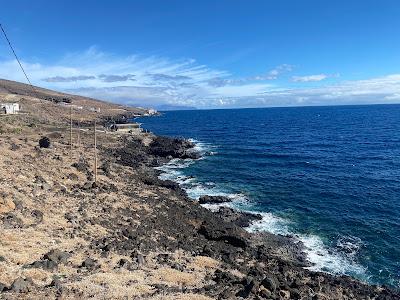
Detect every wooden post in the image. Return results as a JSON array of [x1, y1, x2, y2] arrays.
[[94, 118, 97, 184], [69, 106, 73, 155], [77, 118, 81, 151]]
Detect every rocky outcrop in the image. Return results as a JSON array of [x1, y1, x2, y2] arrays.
[[147, 136, 200, 160], [218, 206, 263, 227], [26, 249, 71, 270], [198, 219, 249, 248], [198, 195, 232, 204]]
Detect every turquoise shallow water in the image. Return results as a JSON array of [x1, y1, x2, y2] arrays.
[[137, 105, 400, 288]]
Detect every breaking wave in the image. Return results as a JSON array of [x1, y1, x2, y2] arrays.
[[155, 139, 369, 283]]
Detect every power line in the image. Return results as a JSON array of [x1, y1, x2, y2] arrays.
[[0, 23, 35, 92]]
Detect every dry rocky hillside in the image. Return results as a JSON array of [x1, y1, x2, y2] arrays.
[[0, 79, 147, 126], [0, 79, 399, 299]]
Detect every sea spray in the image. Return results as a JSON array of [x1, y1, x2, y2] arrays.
[[154, 139, 370, 285], [138, 106, 400, 287]]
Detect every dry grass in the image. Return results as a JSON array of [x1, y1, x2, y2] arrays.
[[188, 256, 219, 271], [151, 267, 200, 287], [0, 97, 222, 299], [148, 294, 215, 300], [65, 270, 155, 299]]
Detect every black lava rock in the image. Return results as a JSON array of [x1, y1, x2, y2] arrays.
[[198, 195, 232, 205], [38, 136, 51, 148], [10, 277, 34, 293], [81, 258, 98, 270]]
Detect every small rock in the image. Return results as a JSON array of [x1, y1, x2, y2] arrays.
[[236, 277, 259, 298], [39, 137, 51, 148], [261, 275, 277, 292], [279, 290, 291, 299], [81, 258, 98, 270], [117, 258, 130, 268], [31, 210, 44, 223], [72, 160, 89, 173], [258, 286, 272, 298], [44, 249, 71, 265], [10, 143, 20, 151], [82, 182, 92, 190], [213, 269, 237, 284], [34, 175, 47, 185], [0, 256, 5, 262], [29, 260, 57, 270], [10, 277, 34, 293], [67, 173, 79, 181], [0, 282, 8, 292], [64, 212, 74, 222], [13, 199, 23, 210], [49, 277, 62, 290], [122, 228, 137, 240], [202, 244, 213, 256], [1, 213, 23, 228]]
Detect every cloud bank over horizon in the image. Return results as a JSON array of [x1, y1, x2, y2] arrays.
[[1, 47, 400, 109]]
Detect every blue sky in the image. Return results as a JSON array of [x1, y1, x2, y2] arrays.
[[1, 0, 400, 109]]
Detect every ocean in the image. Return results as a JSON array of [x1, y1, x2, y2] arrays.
[[137, 105, 400, 288]]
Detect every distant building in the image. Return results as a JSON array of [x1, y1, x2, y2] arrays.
[[89, 107, 101, 113], [145, 108, 158, 116], [59, 103, 83, 110], [0, 103, 20, 114], [109, 123, 142, 133]]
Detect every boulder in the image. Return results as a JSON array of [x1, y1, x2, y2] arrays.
[[0, 282, 8, 292], [27, 249, 71, 270], [217, 207, 262, 228], [198, 195, 232, 205], [81, 258, 98, 270], [38, 137, 51, 148], [44, 249, 71, 265], [31, 209, 44, 224], [10, 277, 34, 293], [147, 136, 200, 159], [261, 274, 278, 292], [198, 219, 248, 248]]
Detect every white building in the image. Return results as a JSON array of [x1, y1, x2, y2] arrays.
[[146, 108, 158, 116], [0, 103, 20, 114]]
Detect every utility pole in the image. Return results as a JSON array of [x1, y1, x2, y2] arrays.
[[94, 117, 98, 184], [77, 118, 81, 152], [70, 106, 73, 155]]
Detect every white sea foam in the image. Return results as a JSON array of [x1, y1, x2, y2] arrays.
[[301, 234, 367, 277], [247, 212, 292, 236], [188, 138, 214, 154], [247, 213, 366, 278], [154, 139, 368, 282]]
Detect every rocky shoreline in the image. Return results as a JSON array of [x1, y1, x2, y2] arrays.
[[97, 133, 399, 299], [0, 78, 399, 298], [0, 124, 399, 299]]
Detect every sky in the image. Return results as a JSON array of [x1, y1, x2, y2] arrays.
[[1, 0, 400, 109]]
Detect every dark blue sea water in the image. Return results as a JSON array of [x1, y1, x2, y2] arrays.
[[137, 105, 400, 288]]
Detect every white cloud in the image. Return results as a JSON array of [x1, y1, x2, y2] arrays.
[[292, 74, 328, 82], [0, 47, 400, 109], [252, 64, 294, 80]]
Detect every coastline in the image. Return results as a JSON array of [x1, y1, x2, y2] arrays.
[[151, 137, 369, 280], [0, 80, 399, 298], [104, 132, 399, 299]]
